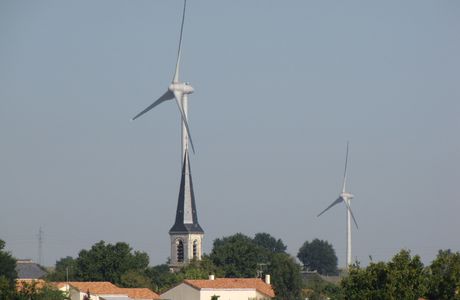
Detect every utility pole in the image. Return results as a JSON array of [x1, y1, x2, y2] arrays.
[[38, 227, 44, 266]]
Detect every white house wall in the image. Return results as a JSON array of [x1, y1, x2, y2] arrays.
[[161, 283, 200, 300], [161, 284, 271, 300], [200, 289, 270, 300]]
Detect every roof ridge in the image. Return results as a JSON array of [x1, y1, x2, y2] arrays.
[[183, 277, 274, 298]]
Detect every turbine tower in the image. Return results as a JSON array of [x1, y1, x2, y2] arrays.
[[132, 0, 203, 270], [317, 142, 358, 268]]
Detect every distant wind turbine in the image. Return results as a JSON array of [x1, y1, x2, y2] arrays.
[[317, 142, 358, 268], [132, 0, 195, 158]]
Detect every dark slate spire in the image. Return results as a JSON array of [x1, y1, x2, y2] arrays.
[[169, 151, 204, 234]]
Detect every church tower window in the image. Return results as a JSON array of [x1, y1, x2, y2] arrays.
[[177, 239, 184, 262], [193, 240, 198, 258]]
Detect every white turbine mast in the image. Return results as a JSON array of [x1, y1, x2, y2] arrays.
[[317, 142, 358, 268], [132, 0, 195, 161]]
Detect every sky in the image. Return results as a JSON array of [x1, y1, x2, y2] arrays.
[[0, 0, 459, 268]]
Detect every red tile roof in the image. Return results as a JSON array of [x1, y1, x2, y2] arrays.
[[119, 288, 160, 299], [52, 282, 159, 299], [184, 278, 275, 298], [67, 282, 125, 294]]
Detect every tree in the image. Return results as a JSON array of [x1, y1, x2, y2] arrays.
[[0, 239, 17, 300], [341, 262, 388, 300], [179, 256, 224, 280], [268, 253, 302, 300], [120, 270, 152, 289], [297, 239, 338, 275], [16, 281, 69, 300], [341, 250, 428, 300], [385, 249, 427, 299], [145, 257, 223, 293], [47, 256, 78, 281], [303, 272, 343, 300], [210, 233, 302, 300], [427, 249, 460, 300], [253, 233, 287, 254], [0, 276, 15, 300], [210, 233, 268, 278], [146, 264, 181, 293], [75, 241, 149, 285]]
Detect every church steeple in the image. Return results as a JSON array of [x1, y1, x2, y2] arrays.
[[169, 151, 204, 269]]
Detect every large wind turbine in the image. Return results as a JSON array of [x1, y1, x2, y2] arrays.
[[132, 0, 195, 159], [317, 142, 358, 268]]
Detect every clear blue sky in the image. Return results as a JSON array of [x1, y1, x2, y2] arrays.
[[1, 0, 459, 268]]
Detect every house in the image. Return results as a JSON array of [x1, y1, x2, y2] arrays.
[[54, 282, 159, 300], [161, 275, 275, 300], [15, 259, 47, 280], [15, 259, 48, 293]]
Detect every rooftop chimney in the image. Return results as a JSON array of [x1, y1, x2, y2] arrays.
[[209, 274, 215, 280], [265, 274, 271, 285]]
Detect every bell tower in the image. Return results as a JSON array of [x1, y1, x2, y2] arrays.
[[169, 151, 204, 270]]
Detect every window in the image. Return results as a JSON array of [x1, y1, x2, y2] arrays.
[[193, 240, 198, 258], [177, 239, 184, 262]]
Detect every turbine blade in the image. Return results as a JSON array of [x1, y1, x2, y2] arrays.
[[344, 199, 359, 229], [132, 90, 174, 121], [317, 197, 343, 217], [342, 141, 349, 193], [173, 91, 195, 154], [173, 0, 187, 83]]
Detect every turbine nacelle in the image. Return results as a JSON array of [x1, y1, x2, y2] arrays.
[[132, 0, 196, 154], [340, 192, 354, 200], [169, 82, 194, 94]]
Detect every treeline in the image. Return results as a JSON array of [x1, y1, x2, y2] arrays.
[[2, 235, 460, 300], [340, 249, 460, 300], [47, 233, 302, 300]]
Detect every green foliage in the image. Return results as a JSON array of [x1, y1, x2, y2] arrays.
[[179, 256, 224, 280], [268, 253, 302, 300], [75, 241, 149, 284], [0, 239, 17, 299], [341, 262, 388, 300], [46, 256, 77, 281], [0, 240, 17, 284], [210, 233, 302, 300], [210, 233, 267, 278], [386, 250, 427, 299], [323, 282, 344, 300], [146, 264, 181, 293], [341, 250, 428, 300], [146, 257, 223, 293], [120, 270, 152, 288], [46, 241, 150, 287], [298, 239, 338, 275], [427, 249, 460, 300], [253, 233, 287, 254], [16, 281, 68, 300], [0, 276, 16, 300], [303, 273, 343, 300]]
